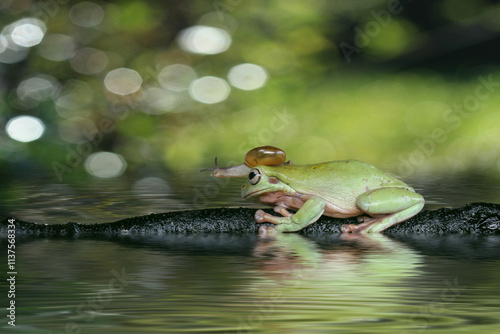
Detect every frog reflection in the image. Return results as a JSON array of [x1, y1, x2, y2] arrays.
[[252, 232, 422, 287]]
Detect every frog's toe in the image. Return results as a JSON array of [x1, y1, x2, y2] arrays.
[[258, 225, 278, 237], [340, 224, 351, 233], [357, 216, 379, 224], [357, 216, 370, 223], [273, 205, 293, 217], [255, 209, 289, 225], [340, 223, 363, 233], [255, 209, 267, 223]]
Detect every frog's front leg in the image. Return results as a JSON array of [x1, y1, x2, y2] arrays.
[[255, 196, 326, 232], [341, 187, 424, 234]]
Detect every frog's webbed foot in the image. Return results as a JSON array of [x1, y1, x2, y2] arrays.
[[255, 205, 301, 224], [341, 216, 379, 233], [255, 209, 291, 235], [255, 208, 289, 225], [254, 198, 326, 233], [341, 217, 391, 234]]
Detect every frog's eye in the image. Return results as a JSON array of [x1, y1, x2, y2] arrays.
[[248, 169, 261, 185], [245, 146, 286, 167]]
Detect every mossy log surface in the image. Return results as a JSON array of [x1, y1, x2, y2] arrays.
[[2, 203, 500, 238]]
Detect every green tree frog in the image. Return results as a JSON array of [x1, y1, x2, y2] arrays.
[[203, 146, 424, 234]]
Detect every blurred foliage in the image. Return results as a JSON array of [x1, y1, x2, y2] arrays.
[[1, 0, 500, 182]]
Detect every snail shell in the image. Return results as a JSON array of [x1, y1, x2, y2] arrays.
[[244, 146, 286, 167]]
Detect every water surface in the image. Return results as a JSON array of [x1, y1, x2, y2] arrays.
[[7, 233, 500, 333]]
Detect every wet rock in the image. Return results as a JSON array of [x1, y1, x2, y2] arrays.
[[1, 202, 500, 237]]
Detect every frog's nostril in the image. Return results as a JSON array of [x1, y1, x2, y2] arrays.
[[269, 177, 279, 184]]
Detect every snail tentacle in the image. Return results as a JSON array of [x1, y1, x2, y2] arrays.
[[198, 156, 219, 172], [199, 157, 251, 178]]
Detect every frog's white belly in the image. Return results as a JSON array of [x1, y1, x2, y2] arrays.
[[256, 192, 363, 218], [301, 193, 363, 218]]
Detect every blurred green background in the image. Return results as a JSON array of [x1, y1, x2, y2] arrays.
[[1, 0, 500, 221]]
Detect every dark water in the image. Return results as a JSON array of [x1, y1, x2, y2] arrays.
[[2, 171, 500, 333], [0, 171, 248, 224], [6, 234, 500, 333]]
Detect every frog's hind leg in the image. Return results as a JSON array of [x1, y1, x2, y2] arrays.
[[341, 187, 424, 234]]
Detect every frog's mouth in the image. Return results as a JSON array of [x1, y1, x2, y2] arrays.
[[242, 187, 273, 198]]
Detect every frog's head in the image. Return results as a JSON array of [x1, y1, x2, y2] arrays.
[[241, 166, 296, 199]]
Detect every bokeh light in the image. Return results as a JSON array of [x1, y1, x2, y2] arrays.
[[6, 115, 45, 143], [0, 18, 45, 64], [84, 152, 127, 178], [189, 76, 230, 104], [38, 34, 76, 61], [227, 63, 269, 90], [9, 18, 46, 47], [143, 87, 179, 114], [0, 41, 29, 64], [132, 177, 171, 196], [0, 34, 7, 53], [17, 75, 60, 105], [158, 64, 197, 92], [178, 25, 231, 55], [69, 48, 108, 74], [69, 2, 105, 28], [104, 68, 142, 95]]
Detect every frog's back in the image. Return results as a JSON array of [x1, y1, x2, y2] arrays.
[[265, 160, 411, 200]]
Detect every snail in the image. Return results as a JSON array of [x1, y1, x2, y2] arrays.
[[200, 146, 290, 177], [244, 146, 286, 168]]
